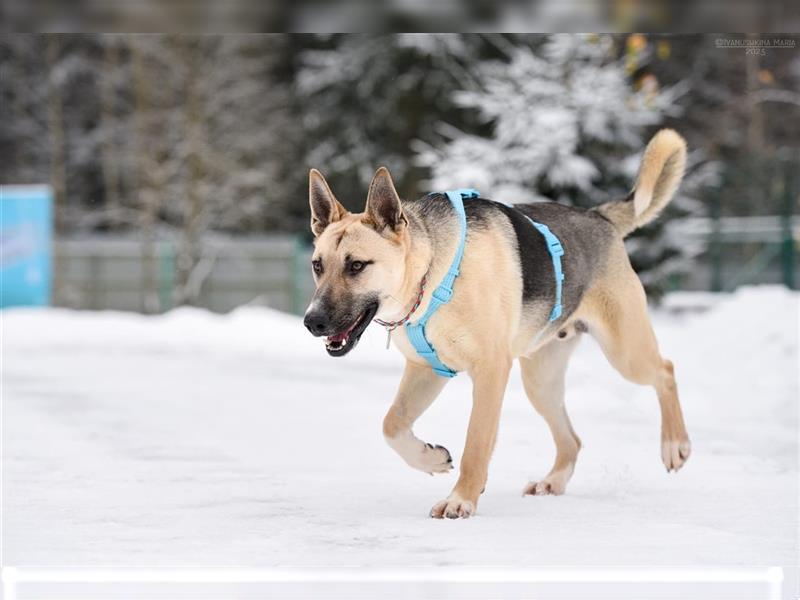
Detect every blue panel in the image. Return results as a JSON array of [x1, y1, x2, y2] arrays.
[[1, 185, 54, 308]]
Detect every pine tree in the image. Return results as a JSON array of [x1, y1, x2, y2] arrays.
[[295, 34, 483, 207], [418, 34, 712, 295]]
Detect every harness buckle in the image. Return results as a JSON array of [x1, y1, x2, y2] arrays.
[[548, 239, 564, 257], [432, 285, 454, 304]]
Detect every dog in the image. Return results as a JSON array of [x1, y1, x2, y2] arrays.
[[304, 129, 692, 519]]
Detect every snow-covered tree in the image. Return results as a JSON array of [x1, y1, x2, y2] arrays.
[[0, 35, 52, 193], [124, 35, 297, 306], [295, 34, 483, 205], [1, 35, 299, 308], [417, 34, 712, 295], [419, 35, 675, 205]]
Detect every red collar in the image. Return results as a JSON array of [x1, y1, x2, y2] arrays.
[[374, 273, 428, 331]]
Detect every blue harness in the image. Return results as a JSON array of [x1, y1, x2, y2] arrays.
[[405, 189, 565, 377]]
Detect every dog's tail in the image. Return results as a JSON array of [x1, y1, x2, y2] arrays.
[[594, 129, 687, 237]]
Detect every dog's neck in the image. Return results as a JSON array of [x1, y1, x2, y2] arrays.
[[380, 203, 459, 322], [376, 210, 430, 322]]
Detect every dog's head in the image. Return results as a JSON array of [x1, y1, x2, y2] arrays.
[[303, 167, 410, 356]]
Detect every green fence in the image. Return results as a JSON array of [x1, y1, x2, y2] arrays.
[[54, 234, 315, 315], [707, 158, 798, 292]]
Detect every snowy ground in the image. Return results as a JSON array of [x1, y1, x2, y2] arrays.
[[2, 287, 797, 569]]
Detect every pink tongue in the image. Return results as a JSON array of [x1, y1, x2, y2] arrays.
[[329, 317, 360, 342]]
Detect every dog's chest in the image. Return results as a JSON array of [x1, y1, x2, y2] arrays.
[[387, 322, 465, 372], [389, 327, 420, 362]]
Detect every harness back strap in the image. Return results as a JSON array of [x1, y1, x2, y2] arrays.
[[405, 190, 566, 378], [522, 217, 565, 321]]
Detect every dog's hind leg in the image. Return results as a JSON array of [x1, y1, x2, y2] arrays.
[[383, 360, 452, 475], [520, 336, 582, 496], [585, 269, 691, 472]]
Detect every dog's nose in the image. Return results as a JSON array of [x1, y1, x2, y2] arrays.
[[304, 311, 330, 336]]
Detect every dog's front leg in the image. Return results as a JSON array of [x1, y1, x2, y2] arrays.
[[430, 356, 511, 519], [383, 360, 452, 475]]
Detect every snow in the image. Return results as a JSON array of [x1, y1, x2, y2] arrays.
[[2, 286, 797, 567]]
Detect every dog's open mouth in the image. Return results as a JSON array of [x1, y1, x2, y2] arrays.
[[324, 303, 378, 357]]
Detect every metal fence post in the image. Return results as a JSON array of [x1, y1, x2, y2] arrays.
[[159, 240, 175, 312], [710, 183, 723, 292], [781, 162, 796, 290], [291, 234, 306, 315]]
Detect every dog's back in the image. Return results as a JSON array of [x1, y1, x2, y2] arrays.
[[403, 129, 686, 331]]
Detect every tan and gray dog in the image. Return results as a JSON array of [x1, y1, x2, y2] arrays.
[[304, 129, 692, 519]]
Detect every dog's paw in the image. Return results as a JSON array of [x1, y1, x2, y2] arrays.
[[662, 437, 691, 472], [430, 494, 475, 519], [522, 472, 569, 496], [411, 443, 453, 475]]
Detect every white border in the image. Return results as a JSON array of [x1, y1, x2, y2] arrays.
[[2, 566, 786, 600]]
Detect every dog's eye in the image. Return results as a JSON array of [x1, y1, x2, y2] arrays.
[[311, 260, 322, 275], [349, 261, 366, 274]]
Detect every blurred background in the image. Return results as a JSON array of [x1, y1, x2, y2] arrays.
[[1, 33, 798, 316]]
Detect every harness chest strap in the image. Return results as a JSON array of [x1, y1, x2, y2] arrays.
[[404, 189, 565, 378], [404, 189, 475, 377]]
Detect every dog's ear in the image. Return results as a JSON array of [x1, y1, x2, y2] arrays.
[[309, 169, 347, 237], [365, 167, 407, 233]]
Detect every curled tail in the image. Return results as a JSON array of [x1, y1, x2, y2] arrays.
[[594, 129, 687, 237]]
